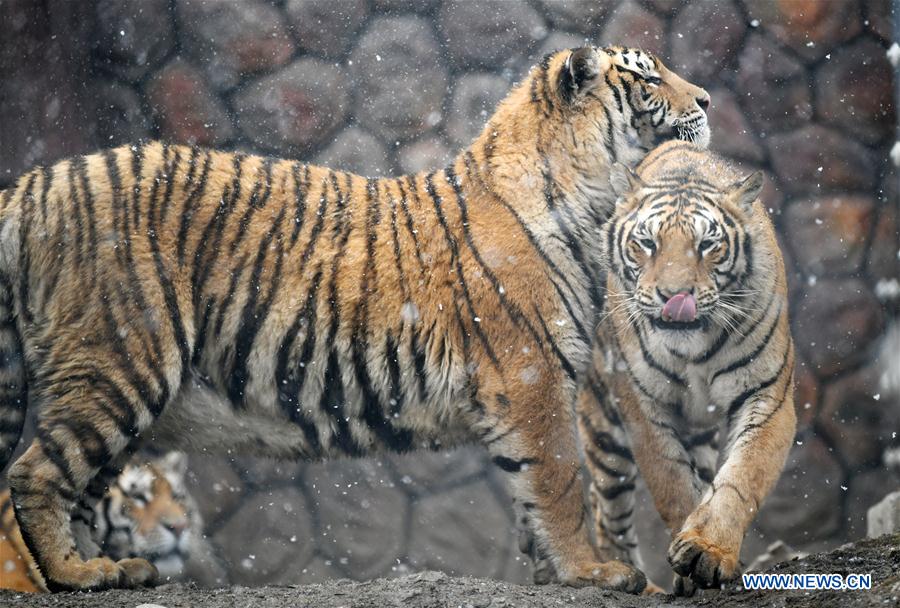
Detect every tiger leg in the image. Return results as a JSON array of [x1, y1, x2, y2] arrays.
[[8, 373, 170, 591], [489, 382, 645, 593], [72, 450, 136, 560], [669, 382, 795, 589], [577, 375, 641, 568]]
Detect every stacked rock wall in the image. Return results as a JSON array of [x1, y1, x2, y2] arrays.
[[0, 0, 897, 587]]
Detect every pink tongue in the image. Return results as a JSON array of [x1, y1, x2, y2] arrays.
[[662, 292, 697, 322]]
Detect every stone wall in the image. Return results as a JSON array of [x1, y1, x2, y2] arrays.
[[0, 0, 897, 589]]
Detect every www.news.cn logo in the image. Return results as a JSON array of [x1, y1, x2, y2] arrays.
[[742, 572, 872, 591]]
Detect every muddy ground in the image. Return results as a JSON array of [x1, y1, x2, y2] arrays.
[[3, 534, 898, 608]]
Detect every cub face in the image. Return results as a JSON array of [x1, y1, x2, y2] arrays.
[[605, 162, 764, 332], [103, 453, 194, 579]]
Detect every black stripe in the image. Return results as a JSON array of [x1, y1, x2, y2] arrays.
[[423, 172, 501, 370], [230, 157, 275, 255], [275, 268, 323, 454], [599, 481, 636, 501], [176, 150, 212, 265], [146, 160, 191, 382], [727, 345, 792, 419], [227, 205, 287, 405], [634, 324, 686, 387], [320, 350, 363, 456], [712, 305, 782, 382], [492, 455, 537, 473], [290, 163, 311, 247]]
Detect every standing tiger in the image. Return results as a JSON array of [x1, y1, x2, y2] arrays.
[[0, 453, 199, 593], [0, 46, 709, 592], [577, 142, 795, 593]]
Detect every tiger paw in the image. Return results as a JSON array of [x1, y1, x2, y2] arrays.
[[668, 528, 739, 589], [642, 580, 667, 595], [560, 560, 646, 593], [117, 557, 159, 588], [673, 574, 698, 597], [44, 557, 158, 592]]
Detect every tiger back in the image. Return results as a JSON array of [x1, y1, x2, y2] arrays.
[[578, 141, 795, 594], [0, 453, 198, 592], [0, 46, 710, 592]]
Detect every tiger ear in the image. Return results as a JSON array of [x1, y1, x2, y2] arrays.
[[729, 171, 764, 211], [609, 162, 643, 201], [159, 451, 188, 477], [559, 47, 609, 103]]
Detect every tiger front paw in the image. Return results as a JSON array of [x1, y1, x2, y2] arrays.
[[560, 560, 647, 593], [668, 528, 739, 589], [45, 557, 158, 592]]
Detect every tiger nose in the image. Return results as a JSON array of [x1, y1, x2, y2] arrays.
[[165, 519, 188, 537], [696, 93, 710, 113], [657, 287, 694, 302]]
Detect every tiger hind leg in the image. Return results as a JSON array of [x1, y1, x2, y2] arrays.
[[8, 374, 170, 591]]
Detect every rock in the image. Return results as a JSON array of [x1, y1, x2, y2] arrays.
[[868, 491, 900, 537], [642, 0, 684, 14], [387, 448, 491, 494], [408, 479, 513, 578], [820, 362, 891, 469], [145, 58, 234, 147], [598, 1, 666, 57], [304, 460, 407, 579], [94, 0, 174, 81], [372, 0, 440, 12], [532, 31, 591, 61], [534, 0, 613, 35], [793, 279, 884, 378], [766, 125, 876, 195], [815, 38, 895, 145], [745, 540, 806, 573], [736, 34, 812, 134], [183, 454, 244, 524], [214, 486, 314, 585], [868, 170, 899, 286], [706, 88, 764, 163], [439, 0, 547, 70], [742, 0, 862, 62], [669, 0, 744, 84], [445, 73, 509, 149], [350, 16, 447, 142], [846, 469, 897, 540], [781, 195, 876, 276], [284, 0, 368, 59], [865, 0, 892, 41], [177, 0, 294, 91], [314, 127, 391, 177], [397, 136, 454, 175], [91, 81, 152, 146], [232, 58, 350, 154], [756, 435, 844, 544]]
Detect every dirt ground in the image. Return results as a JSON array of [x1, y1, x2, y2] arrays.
[[3, 534, 898, 608]]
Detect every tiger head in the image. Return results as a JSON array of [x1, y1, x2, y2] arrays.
[[98, 452, 196, 580], [604, 143, 765, 336], [484, 46, 710, 215]]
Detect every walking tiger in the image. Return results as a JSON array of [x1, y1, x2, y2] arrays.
[[0, 46, 709, 591]]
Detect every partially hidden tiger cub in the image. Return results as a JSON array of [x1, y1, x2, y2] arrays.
[[0, 46, 709, 592], [578, 142, 795, 594], [0, 453, 198, 592]]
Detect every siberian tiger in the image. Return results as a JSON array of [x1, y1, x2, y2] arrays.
[[0, 46, 709, 592], [578, 141, 795, 594], [0, 453, 198, 592]]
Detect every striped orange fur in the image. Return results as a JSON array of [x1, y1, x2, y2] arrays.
[[0, 46, 709, 592], [578, 142, 795, 594]]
